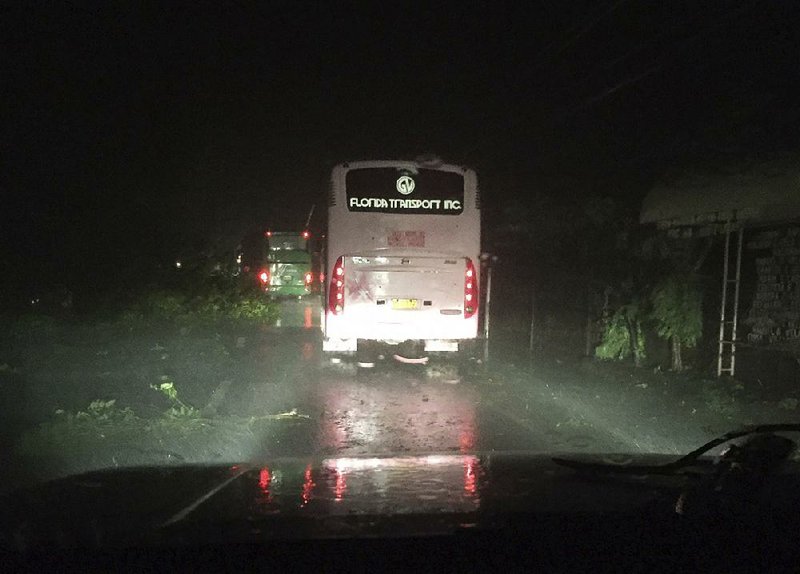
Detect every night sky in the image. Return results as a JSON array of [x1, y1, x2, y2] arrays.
[[3, 1, 799, 290]]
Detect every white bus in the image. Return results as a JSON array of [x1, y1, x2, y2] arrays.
[[323, 159, 481, 363]]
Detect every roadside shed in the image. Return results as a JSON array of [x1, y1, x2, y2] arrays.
[[640, 154, 800, 380]]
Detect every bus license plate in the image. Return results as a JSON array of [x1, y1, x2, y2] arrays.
[[391, 298, 419, 310]]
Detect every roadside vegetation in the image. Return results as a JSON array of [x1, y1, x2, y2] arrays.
[[118, 281, 278, 327], [493, 189, 712, 373], [12, 377, 311, 485], [1, 273, 285, 490]]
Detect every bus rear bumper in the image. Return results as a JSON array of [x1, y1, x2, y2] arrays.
[[322, 338, 469, 354]]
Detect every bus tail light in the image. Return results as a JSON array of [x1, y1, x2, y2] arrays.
[[304, 271, 313, 285], [464, 258, 478, 319], [259, 270, 270, 285], [328, 256, 345, 315]]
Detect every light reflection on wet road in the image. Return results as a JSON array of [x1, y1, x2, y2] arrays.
[[314, 369, 480, 455], [273, 297, 321, 330], [233, 297, 615, 461]]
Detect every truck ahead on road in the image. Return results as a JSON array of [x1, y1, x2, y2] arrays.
[[323, 159, 481, 363]]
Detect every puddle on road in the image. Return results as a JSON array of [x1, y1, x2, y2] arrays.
[[310, 371, 480, 456], [274, 297, 321, 330]]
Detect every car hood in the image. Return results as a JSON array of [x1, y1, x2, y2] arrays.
[[1, 451, 798, 550]]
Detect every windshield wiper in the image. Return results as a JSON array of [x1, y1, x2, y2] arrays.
[[552, 423, 800, 475]]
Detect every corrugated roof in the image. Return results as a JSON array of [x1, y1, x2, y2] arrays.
[[640, 155, 800, 228]]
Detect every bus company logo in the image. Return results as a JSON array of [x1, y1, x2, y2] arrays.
[[396, 175, 415, 195]]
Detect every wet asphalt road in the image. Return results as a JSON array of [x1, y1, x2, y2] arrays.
[[224, 298, 629, 460], [6, 296, 771, 494]]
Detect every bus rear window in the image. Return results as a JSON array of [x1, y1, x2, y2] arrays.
[[269, 234, 308, 251], [346, 168, 464, 215]]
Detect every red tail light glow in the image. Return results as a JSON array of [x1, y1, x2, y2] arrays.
[[328, 256, 345, 315], [259, 270, 269, 284], [302, 230, 310, 239], [259, 467, 271, 491], [464, 258, 478, 319], [304, 271, 313, 285], [301, 464, 314, 507]]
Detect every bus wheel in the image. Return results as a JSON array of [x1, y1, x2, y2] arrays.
[[356, 340, 378, 369]]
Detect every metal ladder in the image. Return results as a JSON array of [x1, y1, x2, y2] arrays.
[[717, 222, 744, 377]]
